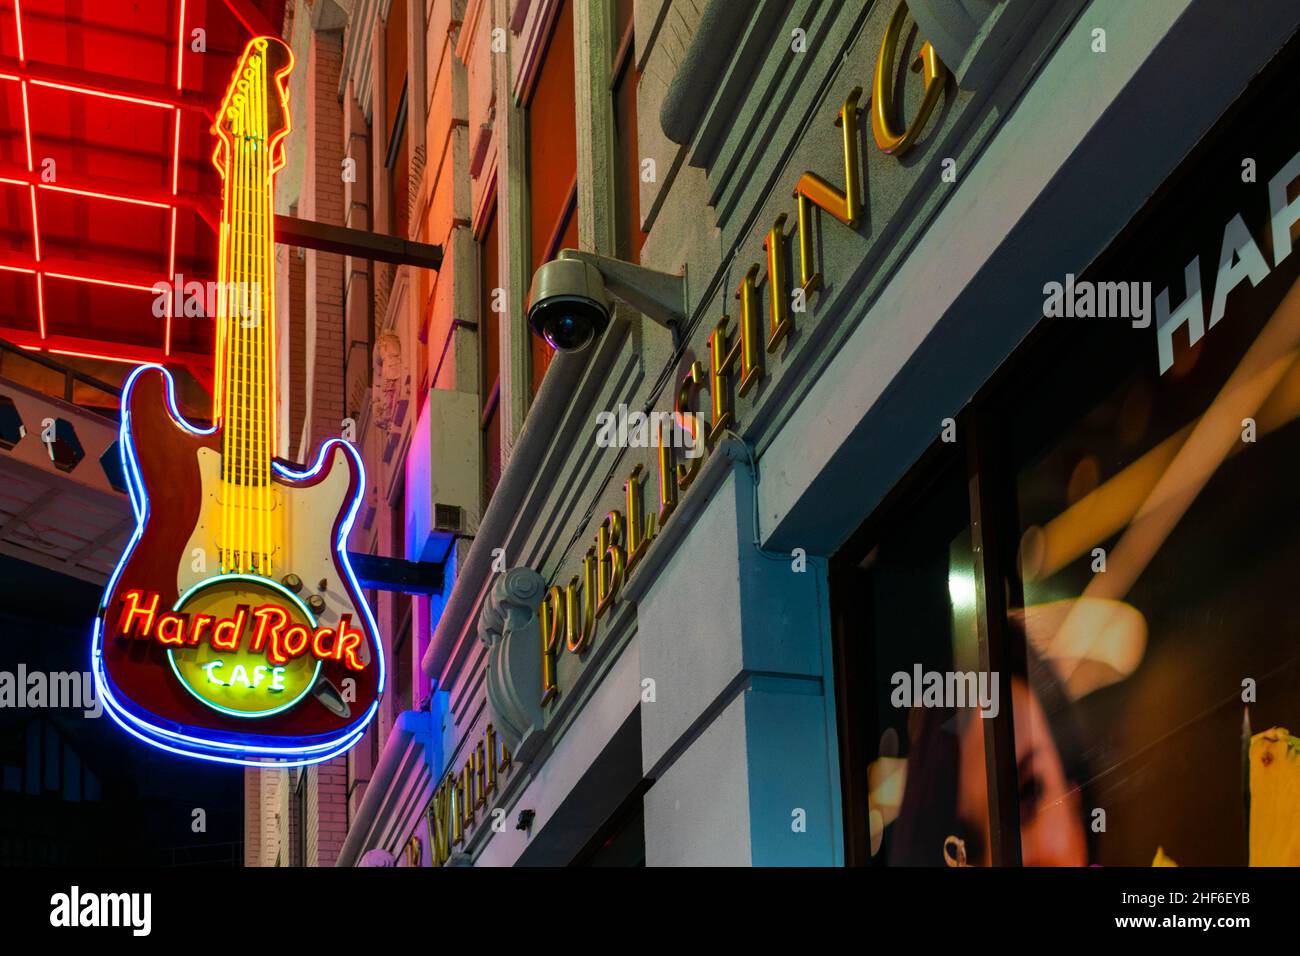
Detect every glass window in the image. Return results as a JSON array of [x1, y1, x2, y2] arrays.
[[1004, 97, 1300, 865], [385, 0, 410, 239], [479, 207, 502, 505], [837, 462, 989, 866], [393, 625, 412, 715], [525, 0, 577, 396], [611, 0, 644, 263]]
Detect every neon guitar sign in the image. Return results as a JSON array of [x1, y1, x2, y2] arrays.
[[92, 37, 384, 765]]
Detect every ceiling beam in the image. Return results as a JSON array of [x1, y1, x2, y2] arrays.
[[5, 331, 207, 372], [64, 516, 136, 564], [0, 57, 214, 119], [219, 0, 279, 38], [0, 172, 221, 223], [274, 215, 443, 270], [0, 255, 170, 294], [0, 488, 60, 538], [0, 538, 108, 585]]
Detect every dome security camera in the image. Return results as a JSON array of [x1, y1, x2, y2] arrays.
[[526, 256, 611, 352], [526, 249, 688, 353]]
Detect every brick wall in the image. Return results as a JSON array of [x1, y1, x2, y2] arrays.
[[299, 27, 348, 462], [306, 764, 320, 866], [315, 755, 350, 866], [243, 768, 261, 865]]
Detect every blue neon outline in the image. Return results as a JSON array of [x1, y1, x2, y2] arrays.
[[94, 623, 379, 758], [92, 363, 385, 766], [95, 684, 370, 768], [95, 593, 376, 756]]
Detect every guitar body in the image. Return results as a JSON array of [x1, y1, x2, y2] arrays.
[[94, 365, 383, 762]]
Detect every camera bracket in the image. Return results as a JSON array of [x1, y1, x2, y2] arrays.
[[556, 249, 687, 340]]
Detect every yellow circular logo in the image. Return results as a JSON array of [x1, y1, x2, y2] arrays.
[[167, 575, 321, 718]]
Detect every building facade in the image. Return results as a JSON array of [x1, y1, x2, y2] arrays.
[[250, 0, 1300, 867]]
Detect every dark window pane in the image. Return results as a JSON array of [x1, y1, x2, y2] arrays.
[[480, 210, 500, 408], [385, 0, 409, 239], [612, 7, 643, 263], [847, 463, 988, 866], [484, 399, 502, 503], [525, 0, 577, 395], [480, 206, 502, 505], [529, 202, 576, 395]]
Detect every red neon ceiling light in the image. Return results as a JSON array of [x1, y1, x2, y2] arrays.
[[0, 0, 286, 373]]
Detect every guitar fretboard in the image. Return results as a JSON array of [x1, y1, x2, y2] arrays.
[[212, 40, 287, 576]]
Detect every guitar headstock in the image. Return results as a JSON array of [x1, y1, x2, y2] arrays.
[[212, 36, 294, 177]]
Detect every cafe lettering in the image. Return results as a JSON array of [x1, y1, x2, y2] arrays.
[[538, 0, 949, 706]]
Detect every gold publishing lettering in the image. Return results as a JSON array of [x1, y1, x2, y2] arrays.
[[535, 0, 949, 716], [871, 2, 947, 156], [792, 87, 863, 293]]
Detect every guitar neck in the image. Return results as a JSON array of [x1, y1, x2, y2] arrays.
[[207, 38, 293, 577], [214, 48, 279, 487]]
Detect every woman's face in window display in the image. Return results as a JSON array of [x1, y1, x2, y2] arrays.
[[955, 676, 1089, 867]]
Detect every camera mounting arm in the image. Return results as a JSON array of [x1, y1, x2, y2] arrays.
[[556, 249, 687, 343]]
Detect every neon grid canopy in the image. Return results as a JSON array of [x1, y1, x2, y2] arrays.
[[0, 0, 285, 379]]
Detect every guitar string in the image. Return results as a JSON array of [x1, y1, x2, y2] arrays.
[[236, 82, 250, 574], [245, 62, 258, 573], [235, 94, 249, 573], [233, 100, 246, 573], [229, 98, 240, 572], [220, 95, 240, 574], [218, 93, 236, 573], [244, 64, 257, 575], [253, 50, 269, 577], [263, 50, 274, 576], [216, 125, 229, 574], [247, 57, 258, 574], [231, 93, 243, 572], [265, 53, 280, 495], [263, 50, 279, 575]]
